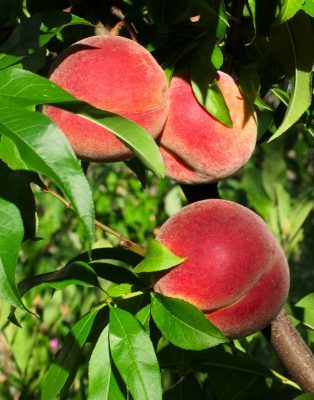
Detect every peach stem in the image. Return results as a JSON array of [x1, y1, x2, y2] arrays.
[[43, 187, 146, 257]]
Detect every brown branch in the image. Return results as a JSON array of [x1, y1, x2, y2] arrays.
[[110, 6, 137, 41], [43, 188, 146, 257], [271, 309, 314, 392]]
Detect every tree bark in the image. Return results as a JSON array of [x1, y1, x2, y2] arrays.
[[271, 309, 314, 392]]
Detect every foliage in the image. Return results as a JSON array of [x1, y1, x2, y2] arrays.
[[0, 0, 313, 399]]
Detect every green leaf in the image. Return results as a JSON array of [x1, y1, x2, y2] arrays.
[[0, 97, 95, 248], [0, 67, 165, 177], [41, 309, 100, 400], [18, 261, 101, 296], [288, 198, 313, 242], [134, 239, 185, 273], [239, 65, 273, 111], [147, 0, 196, 29], [88, 325, 125, 400], [164, 373, 203, 400], [106, 283, 133, 298], [0, 172, 24, 308], [241, 164, 272, 221], [0, 135, 30, 170], [58, 102, 165, 178], [109, 307, 162, 400], [191, 42, 232, 128], [271, 87, 290, 106], [295, 293, 314, 310], [151, 294, 227, 350], [196, 0, 228, 39], [302, 0, 314, 17], [276, 0, 305, 24], [135, 304, 151, 332], [293, 395, 314, 400], [0, 10, 93, 69], [269, 12, 313, 141], [68, 248, 143, 267], [90, 262, 144, 286], [247, 0, 277, 35]]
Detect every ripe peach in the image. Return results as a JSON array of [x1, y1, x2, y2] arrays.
[[44, 35, 169, 162], [153, 200, 289, 338], [159, 72, 257, 184]]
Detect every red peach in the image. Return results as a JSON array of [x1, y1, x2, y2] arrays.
[[159, 72, 257, 184], [153, 200, 289, 338], [44, 35, 169, 162]]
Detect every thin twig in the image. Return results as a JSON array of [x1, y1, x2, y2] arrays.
[[43, 188, 146, 257], [110, 6, 138, 41]]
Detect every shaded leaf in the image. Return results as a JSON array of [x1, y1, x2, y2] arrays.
[[91, 262, 144, 286], [163, 373, 203, 400], [151, 294, 226, 350], [18, 261, 101, 297], [109, 307, 162, 400], [0, 10, 93, 69], [239, 65, 272, 110], [147, 0, 196, 29], [68, 248, 143, 267], [134, 239, 185, 273], [196, 0, 228, 39]]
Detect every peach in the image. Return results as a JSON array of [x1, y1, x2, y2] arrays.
[[159, 72, 257, 184], [153, 200, 289, 338], [44, 35, 169, 162]]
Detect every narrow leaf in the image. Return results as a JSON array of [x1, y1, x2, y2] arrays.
[[41, 309, 99, 400], [134, 239, 185, 273], [0, 97, 95, 247], [88, 325, 125, 400], [18, 261, 101, 296], [289, 198, 313, 242], [191, 42, 232, 127], [135, 305, 151, 332], [0, 173, 24, 308], [109, 308, 162, 400], [90, 262, 144, 286], [276, 0, 305, 24], [269, 13, 313, 141], [151, 294, 227, 350], [68, 247, 143, 267], [295, 293, 314, 310], [0, 10, 93, 69]]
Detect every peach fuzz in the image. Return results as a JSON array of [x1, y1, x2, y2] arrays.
[[153, 200, 289, 338], [44, 35, 169, 162], [159, 72, 257, 184]]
